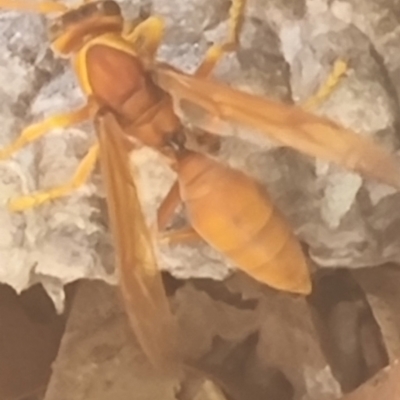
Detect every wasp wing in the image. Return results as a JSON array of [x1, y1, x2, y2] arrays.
[[153, 66, 400, 190], [96, 111, 180, 372]]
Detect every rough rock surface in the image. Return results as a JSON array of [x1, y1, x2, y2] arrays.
[[1, 0, 400, 305], [353, 265, 400, 362], [43, 280, 179, 400], [340, 359, 400, 400], [44, 276, 342, 400]]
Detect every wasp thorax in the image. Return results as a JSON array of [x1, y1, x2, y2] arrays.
[[48, 0, 123, 55]]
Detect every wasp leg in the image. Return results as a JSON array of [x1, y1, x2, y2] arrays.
[[124, 16, 165, 64], [156, 181, 202, 245], [8, 143, 100, 212], [122, 2, 152, 37], [0, 0, 68, 14], [157, 181, 181, 230], [194, 45, 230, 78], [190, 0, 246, 150], [159, 226, 201, 245], [195, 0, 246, 77], [227, 0, 247, 48], [301, 59, 348, 111], [191, 0, 247, 150], [0, 104, 93, 161]]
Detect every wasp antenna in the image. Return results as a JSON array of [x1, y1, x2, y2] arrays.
[[0, 0, 68, 14]]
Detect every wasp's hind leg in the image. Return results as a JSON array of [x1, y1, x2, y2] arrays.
[[301, 59, 349, 111], [159, 226, 201, 245], [156, 181, 201, 245]]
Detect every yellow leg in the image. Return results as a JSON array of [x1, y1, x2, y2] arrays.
[[8, 143, 100, 212], [0, 104, 93, 161], [155, 181, 201, 245], [122, 3, 152, 37], [227, 0, 247, 47], [189, 0, 247, 151], [301, 59, 348, 111], [157, 181, 181, 231], [123, 16, 165, 64], [0, 0, 68, 14], [195, 0, 247, 77], [159, 226, 201, 246], [194, 45, 231, 77]]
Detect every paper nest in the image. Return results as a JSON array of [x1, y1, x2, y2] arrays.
[[1, 0, 400, 310]]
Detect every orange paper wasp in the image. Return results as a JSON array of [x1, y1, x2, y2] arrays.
[[0, 0, 399, 371]]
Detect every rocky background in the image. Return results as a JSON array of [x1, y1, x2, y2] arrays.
[[1, 0, 400, 399]]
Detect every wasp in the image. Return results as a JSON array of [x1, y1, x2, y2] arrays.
[[0, 0, 399, 371]]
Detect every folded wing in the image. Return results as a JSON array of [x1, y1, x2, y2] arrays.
[[96, 111, 180, 373], [153, 66, 400, 190]]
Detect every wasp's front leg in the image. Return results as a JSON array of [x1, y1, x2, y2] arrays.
[[124, 16, 165, 65]]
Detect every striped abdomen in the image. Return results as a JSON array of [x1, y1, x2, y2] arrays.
[[176, 150, 311, 295]]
